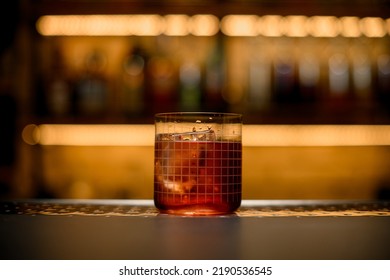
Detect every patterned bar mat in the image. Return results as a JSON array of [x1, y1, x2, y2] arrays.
[[0, 201, 159, 217], [1, 200, 389, 217], [237, 202, 390, 217]]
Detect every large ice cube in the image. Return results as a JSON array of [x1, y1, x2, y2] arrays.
[[171, 128, 215, 141], [155, 128, 215, 194]]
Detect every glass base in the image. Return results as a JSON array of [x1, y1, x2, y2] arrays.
[[155, 203, 240, 216]]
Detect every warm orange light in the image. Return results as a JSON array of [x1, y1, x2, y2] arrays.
[[189, 14, 219, 36], [360, 17, 386, 37], [244, 125, 390, 146], [257, 15, 284, 37], [163, 14, 190, 36], [340, 17, 361, 37], [22, 124, 390, 147], [307, 16, 340, 37], [128, 15, 164, 36], [36, 14, 164, 36], [221, 15, 259, 36], [37, 15, 133, 36], [283, 15, 308, 37], [23, 124, 154, 146], [37, 14, 390, 38]]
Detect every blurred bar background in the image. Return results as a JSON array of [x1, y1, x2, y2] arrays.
[[1, 0, 390, 200]]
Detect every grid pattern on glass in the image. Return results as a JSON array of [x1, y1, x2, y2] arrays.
[[154, 134, 241, 206]]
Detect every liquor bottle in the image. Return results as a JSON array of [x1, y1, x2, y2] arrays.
[[248, 47, 272, 111], [46, 45, 72, 117], [203, 35, 227, 112], [323, 39, 353, 123], [272, 39, 297, 104], [179, 60, 202, 111], [122, 46, 147, 116], [329, 53, 350, 98], [147, 37, 178, 114], [298, 52, 320, 103], [351, 41, 372, 103], [376, 53, 390, 105], [75, 50, 108, 116], [327, 39, 350, 103]]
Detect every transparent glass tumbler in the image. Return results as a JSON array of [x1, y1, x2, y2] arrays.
[[154, 112, 242, 215]]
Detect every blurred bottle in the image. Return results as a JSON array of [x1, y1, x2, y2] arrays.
[[327, 40, 350, 103], [46, 45, 72, 117], [328, 53, 350, 99], [179, 60, 202, 111], [147, 38, 178, 114], [273, 40, 297, 103], [203, 36, 227, 111], [74, 50, 108, 116], [298, 52, 320, 103], [248, 52, 272, 111], [351, 44, 372, 103], [121, 46, 147, 116], [376, 53, 390, 105]]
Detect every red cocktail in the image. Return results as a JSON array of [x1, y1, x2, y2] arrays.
[[154, 112, 242, 215], [154, 132, 241, 215]]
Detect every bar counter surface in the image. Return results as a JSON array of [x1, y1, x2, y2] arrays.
[[1, 200, 389, 260]]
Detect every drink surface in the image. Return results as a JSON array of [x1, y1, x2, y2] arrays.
[[154, 133, 242, 215]]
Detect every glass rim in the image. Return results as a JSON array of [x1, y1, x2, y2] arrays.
[[155, 112, 242, 119]]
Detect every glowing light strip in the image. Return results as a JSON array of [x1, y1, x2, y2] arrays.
[[23, 124, 154, 146], [22, 124, 390, 147], [36, 14, 390, 37], [244, 125, 390, 147], [36, 14, 219, 36]]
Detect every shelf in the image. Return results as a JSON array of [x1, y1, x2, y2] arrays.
[[30, 0, 390, 18]]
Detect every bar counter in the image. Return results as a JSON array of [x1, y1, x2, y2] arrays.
[[1, 200, 389, 260]]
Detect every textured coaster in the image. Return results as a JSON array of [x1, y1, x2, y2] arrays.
[[1, 200, 389, 217]]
